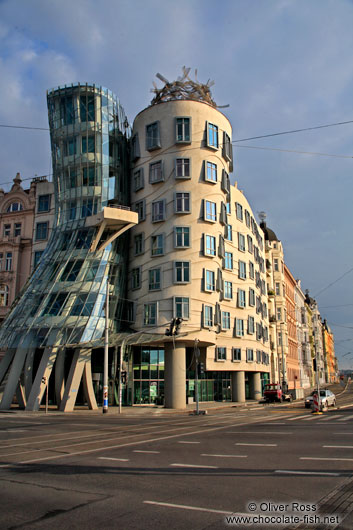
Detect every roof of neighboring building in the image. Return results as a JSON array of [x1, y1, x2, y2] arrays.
[[260, 221, 279, 242]]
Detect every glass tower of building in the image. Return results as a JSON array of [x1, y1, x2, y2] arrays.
[[0, 83, 137, 411]]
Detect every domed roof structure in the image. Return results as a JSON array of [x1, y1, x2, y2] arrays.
[[260, 221, 279, 242]]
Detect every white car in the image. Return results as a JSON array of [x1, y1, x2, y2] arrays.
[[304, 389, 336, 409]]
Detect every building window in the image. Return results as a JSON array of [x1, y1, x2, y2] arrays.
[[144, 302, 158, 326], [204, 305, 213, 327], [38, 194, 51, 212], [235, 318, 244, 337], [176, 117, 191, 143], [149, 161, 163, 183], [68, 200, 77, 221], [3, 224, 10, 237], [149, 268, 161, 291], [0, 253, 3, 271], [175, 158, 190, 179], [14, 223, 21, 237], [81, 198, 97, 218], [232, 348, 241, 361], [248, 316, 255, 334], [175, 192, 191, 213], [224, 281, 233, 299], [277, 307, 282, 320], [249, 288, 255, 306], [70, 293, 96, 317], [131, 133, 140, 161], [0, 284, 9, 306], [216, 346, 227, 360], [151, 234, 164, 256], [146, 121, 161, 151], [205, 161, 217, 183], [80, 94, 95, 122], [82, 136, 95, 153], [135, 200, 146, 222], [174, 297, 189, 319], [246, 348, 254, 362], [133, 169, 144, 191], [82, 167, 97, 186], [204, 200, 216, 222], [225, 224, 232, 241], [238, 233, 246, 252], [134, 233, 144, 255], [237, 289, 246, 308], [204, 234, 216, 257], [5, 253, 12, 271], [236, 202, 243, 221], [152, 200, 166, 222], [226, 202, 231, 215], [275, 282, 281, 296], [61, 259, 84, 282], [245, 210, 251, 227], [249, 261, 255, 280], [221, 312, 231, 330], [131, 267, 141, 290], [224, 252, 233, 270], [247, 235, 253, 254], [207, 122, 219, 148], [274, 258, 279, 271], [174, 261, 190, 283], [43, 293, 67, 316], [174, 226, 190, 248], [221, 170, 230, 195], [35, 222, 48, 241], [34, 251, 43, 268], [239, 261, 247, 279], [7, 202, 23, 213], [223, 132, 232, 161], [205, 269, 216, 292]]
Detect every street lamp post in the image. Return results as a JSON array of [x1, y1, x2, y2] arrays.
[[103, 278, 109, 413]]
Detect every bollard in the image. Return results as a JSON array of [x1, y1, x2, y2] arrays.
[[312, 392, 323, 415]]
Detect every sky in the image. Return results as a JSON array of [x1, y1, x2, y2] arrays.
[[0, 0, 352, 368]]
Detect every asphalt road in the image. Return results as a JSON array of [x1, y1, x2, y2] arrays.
[[0, 383, 352, 530]]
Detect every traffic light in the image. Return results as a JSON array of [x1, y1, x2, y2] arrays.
[[198, 362, 205, 377], [165, 318, 183, 336], [165, 319, 175, 336], [174, 318, 182, 335]]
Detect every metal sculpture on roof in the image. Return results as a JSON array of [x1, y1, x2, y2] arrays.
[[151, 67, 229, 108]]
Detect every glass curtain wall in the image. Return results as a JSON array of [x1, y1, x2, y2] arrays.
[[0, 83, 131, 353]]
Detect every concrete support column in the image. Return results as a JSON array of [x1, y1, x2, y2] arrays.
[[249, 372, 262, 401], [231, 371, 245, 402], [0, 348, 27, 410], [26, 347, 58, 411], [55, 348, 66, 408], [24, 348, 36, 400], [164, 342, 186, 409], [82, 352, 98, 410]]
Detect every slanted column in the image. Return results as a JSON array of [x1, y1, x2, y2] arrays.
[[164, 342, 186, 409], [26, 347, 58, 411], [231, 371, 245, 402], [249, 372, 262, 401]]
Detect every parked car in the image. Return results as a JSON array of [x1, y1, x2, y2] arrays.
[[264, 383, 293, 403], [304, 389, 336, 409]]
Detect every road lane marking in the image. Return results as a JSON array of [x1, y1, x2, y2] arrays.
[[275, 470, 340, 477], [333, 432, 353, 435], [338, 415, 353, 421], [323, 445, 353, 449], [300, 457, 353, 462], [287, 415, 310, 421], [133, 450, 160, 454], [201, 454, 247, 458], [301, 416, 316, 421], [259, 422, 286, 425], [235, 443, 277, 447], [178, 441, 200, 444], [170, 463, 218, 469], [98, 457, 129, 462], [226, 431, 290, 435], [143, 500, 240, 515], [320, 415, 343, 420]]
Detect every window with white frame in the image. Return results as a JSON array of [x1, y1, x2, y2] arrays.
[[277, 307, 282, 320], [248, 315, 255, 334], [245, 210, 251, 227], [176, 117, 191, 143], [205, 161, 217, 183], [175, 158, 190, 179], [249, 261, 255, 280], [14, 223, 21, 237], [238, 233, 246, 252], [0, 284, 9, 306], [134, 233, 144, 255], [149, 161, 163, 183], [146, 121, 161, 151], [151, 234, 164, 256], [232, 348, 241, 361], [221, 311, 231, 330], [3, 224, 10, 237], [239, 260, 246, 279], [204, 200, 216, 222], [275, 282, 281, 295], [246, 348, 254, 362], [237, 289, 246, 308], [205, 269, 215, 292], [249, 288, 255, 306], [247, 235, 253, 254], [274, 258, 279, 271], [149, 268, 161, 291], [174, 226, 190, 248], [174, 261, 190, 283], [224, 280, 233, 299], [152, 199, 166, 222], [235, 318, 244, 337], [224, 252, 233, 270], [144, 302, 158, 325], [236, 202, 243, 221], [204, 234, 216, 256], [204, 305, 213, 327], [7, 202, 23, 213], [175, 192, 190, 213], [131, 267, 141, 290], [133, 168, 144, 191], [225, 224, 232, 241], [216, 346, 226, 360], [207, 122, 219, 148], [5, 252, 12, 271], [135, 200, 145, 222], [174, 296, 189, 319]]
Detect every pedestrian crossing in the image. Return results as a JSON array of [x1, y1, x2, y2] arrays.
[[270, 412, 353, 423]]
